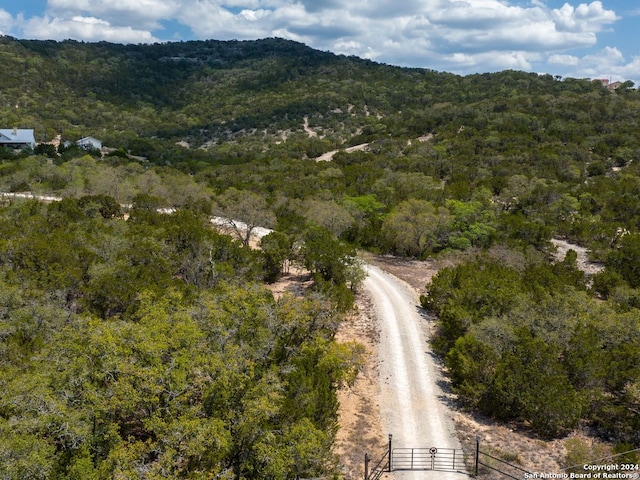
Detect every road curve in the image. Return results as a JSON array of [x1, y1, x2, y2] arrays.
[[364, 265, 465, 479]]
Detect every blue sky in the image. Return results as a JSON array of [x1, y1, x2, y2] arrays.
[[1, 1, 638, 84]]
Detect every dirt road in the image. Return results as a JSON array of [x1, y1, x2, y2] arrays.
[[364, 265, 466, 478], [315, 142, 370, 161]]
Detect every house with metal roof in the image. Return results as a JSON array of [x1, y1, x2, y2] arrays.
[[64, 136, 103, 151], [0, 128, 36, 149], [77, 136, 103, 151]]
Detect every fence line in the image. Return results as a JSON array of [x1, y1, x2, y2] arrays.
[[561, 447, 640, 473], [473, 435, 534, 479], [364, 434, 392, 480]]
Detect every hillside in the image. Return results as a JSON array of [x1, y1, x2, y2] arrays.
[[3, 35, 633, 166], [0, 36, 639, 478], [1, 36, 430, 157]]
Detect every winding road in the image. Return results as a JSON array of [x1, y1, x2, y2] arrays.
[[364, 265, 465, 478]]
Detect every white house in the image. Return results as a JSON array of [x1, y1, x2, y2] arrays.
[[0, 128, 36, 149], [77, 136, 103, 150]]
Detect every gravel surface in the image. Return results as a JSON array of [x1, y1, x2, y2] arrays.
[[364, 265, 467, 479]]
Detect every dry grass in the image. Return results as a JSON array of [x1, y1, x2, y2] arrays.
[[263, 265, 314, 299], [334, 291, 388, 479], [453, 410, 570, 477]]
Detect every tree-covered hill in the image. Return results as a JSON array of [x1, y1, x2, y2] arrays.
[[2, 35, 623, 164], [1, 36, 414, 151], [1, 35, 640, 476]]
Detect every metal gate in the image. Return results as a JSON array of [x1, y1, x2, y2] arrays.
[[364, 435, 470, 479], [392, 447, 467, 472]]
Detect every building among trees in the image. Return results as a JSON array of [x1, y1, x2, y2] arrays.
[[77, 136, 103, 150], [0, 128, 36, 149]]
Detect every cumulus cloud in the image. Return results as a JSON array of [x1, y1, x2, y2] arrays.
[[548, 54, 580, 67], [22, 15, 159, 43], [177, 2, 270, 39], [610, 57, 640, 87], [536, 45, 640, 88], [448, 50, 534, 71], [426, 0, 617, 55], [0, 9, 13, 34], [47, 0, 179, 29], [429, 1, 545, 30], [553, 46, 640, 84], [551, 1, 618, 33]]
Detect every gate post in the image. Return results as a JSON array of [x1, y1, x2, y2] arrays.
[[475, 435, 480, 477], [364, 452, 369, 480], [388, 434, 393, 472]]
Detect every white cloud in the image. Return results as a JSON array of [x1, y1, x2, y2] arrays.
[[239, 9, 271, 22], [47, 0, 179, 29], [177, 2, 267, 39], [548, 54, 580, 66], [551, 1, 618, 33], [570, 46, 625, 80], [448, 50, 534, 71], [429, 1, 545, 29], [0, 9, 13, 34], [546, 46, 640, 86], [48, 0, 179, 19], [31, 0, 616, 54], [425, 0, 617, 55], [584, 45, 625, 64], [22, 15, 158, 43], [610, 57, 640, 86]]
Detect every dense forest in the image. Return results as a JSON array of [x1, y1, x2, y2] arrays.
[[0, 195, 364, 479], [1, 35, 640, 477]]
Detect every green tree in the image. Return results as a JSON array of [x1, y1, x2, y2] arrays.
[[421, 259, 523, 351], [260, 231, 293, 283], [301, 226, 363, 287], [34, 143, 58, 159], [483, 329, 581, 438], [446, 334, 499, 406], [303, 198, 354, 237], [445, 199, 497, 249], [381, 199, 451, 257], [342, 194, 386, 247], [607, 233, 640, 288], [215, 188, 276, 247]]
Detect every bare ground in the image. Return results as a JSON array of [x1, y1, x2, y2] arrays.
[[334, 290, 388, 479]]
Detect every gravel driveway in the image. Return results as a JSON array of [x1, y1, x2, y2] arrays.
[[364, 265, 467, 479]]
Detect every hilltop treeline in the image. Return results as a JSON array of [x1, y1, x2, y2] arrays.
[[1, 35, 640, 475]]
